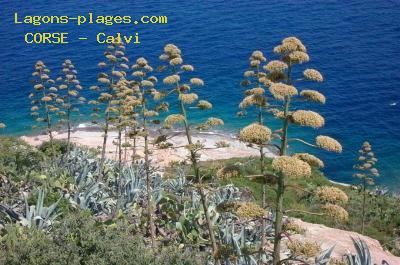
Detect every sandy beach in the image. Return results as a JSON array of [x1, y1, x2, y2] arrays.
[[21, 127, 277, 167]]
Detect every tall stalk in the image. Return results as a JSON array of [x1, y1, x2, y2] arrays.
[[57, 59, 84, 156], [90, 43, 127, 177], [239, 38, 343, 265], [29, 61, 57, 158], [353, 141, 379, 235], [131, 57, 166, 247], [160, 44, 224, 259]]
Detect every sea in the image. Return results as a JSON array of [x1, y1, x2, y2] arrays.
[[0, 0, 399, 188]]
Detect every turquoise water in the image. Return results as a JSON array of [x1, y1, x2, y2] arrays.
[[0, 1, 399, 187]]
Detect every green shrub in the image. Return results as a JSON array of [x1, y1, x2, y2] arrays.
[[0, 211, 205, 265], [0, 136, 43, 178], [38, 139, 70, 157]]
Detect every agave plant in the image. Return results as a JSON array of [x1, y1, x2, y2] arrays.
[[345, 238, 390, 265], [19, 188, 61, 230]]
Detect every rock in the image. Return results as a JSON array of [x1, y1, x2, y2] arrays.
[[291, 218, 400, 264]]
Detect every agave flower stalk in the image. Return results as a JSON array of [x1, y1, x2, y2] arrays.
[[131, 57, 167, 248], [353, 141, 379, 234], [159, 44, 224, 258], [89, 43, 129, 176], [56, 59, 85, 155], [238, 51, 271, 253], [29, 60, 58, 157], [240, 37, 344, 265]]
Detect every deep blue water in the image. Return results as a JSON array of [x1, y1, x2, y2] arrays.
[[0, 0, 399, 188]]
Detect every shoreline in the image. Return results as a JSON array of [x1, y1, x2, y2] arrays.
[[19, 123, 353, 187], [20, 125, 276, 167]]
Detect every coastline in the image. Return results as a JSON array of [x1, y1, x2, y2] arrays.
[[19, 123, 354, 187], [20, 124, 276, 167]]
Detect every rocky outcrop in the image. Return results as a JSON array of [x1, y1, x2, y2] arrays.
[[292, 219, 400, 264]]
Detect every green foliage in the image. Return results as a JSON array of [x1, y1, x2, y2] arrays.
[[38, 139, 70, 157], [0, 136, 43, 178], [0, 211, 204, 265]]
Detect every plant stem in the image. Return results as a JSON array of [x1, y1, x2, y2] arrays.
[[173, 71, 219, 258], [361, 178, 366, 234], [141, 85, 156, 248]]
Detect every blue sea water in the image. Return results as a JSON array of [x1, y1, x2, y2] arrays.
[[0, 0, 399, 188]]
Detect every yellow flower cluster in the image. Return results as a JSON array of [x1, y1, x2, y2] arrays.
[[293, 153, 324, 168], [272, 156, 311, 178], [283, 222, 305, 234], [170, 57, 183, 66], [323, 203, 349, 222], [163, 74, 180, 85], [288, 51, 310, 64], [238, 123, 271, 144], [190, 78, 204, 86], [269, 82, 298, 100], [291, 110, 325, 128], [300, 90, 326, 104], [316, 136, 342, 153], [315, 186, 349, 204], [264, 60, 288, 72], [250, 50, 267, 61], [205, 117, 224, 127], [239, 94, 265, 108], [246, 87, 265, 95], [303, 69, 324, 82], [181, 64, 194, 71], [286, 239, 320, 258], [161, 44, 182, 61], [235, 202, 266, 219], [98, 77, 110, 84], [274, 37, 307, 54], [179, 93, 198, 104], [197, 100, 212, 110], [164, 114, 185, 127], [216, 165, 241, 180]]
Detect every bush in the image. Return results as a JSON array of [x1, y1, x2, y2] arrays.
[[0, 211, 205, 265], [0, 136, 43, 178], [38, 139, 71, 157]]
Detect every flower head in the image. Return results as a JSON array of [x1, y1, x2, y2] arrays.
[[163, 74, 180, 85], [323, 203, 349, 222], [287, 51, 310, 64], [217, 165, 241, 180], [286, 240, 320, 258], [274, 37, 307, 54], [235, 202, 266, 219], [190, 78, 204, 86], [303, 69, 323, 82], [238, 123, 271, 144], [269, 83, 298, 100], [293, 153, 324, 168], [197, 100, 212, 110], [291, 110, 325, 128], [300, 90, 326, 104], [316, 136, 342, 153], [272, 156, 311, 178], [164, 114, 185, 127], [315, 186, 348, 204], [264, 60, 288, 72], [179, 93, 198, 104]]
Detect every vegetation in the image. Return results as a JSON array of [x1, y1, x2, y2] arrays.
[[0, 37, 397, 265], [158, 44, 225, 257], [353, 141, 380, 234], [56, 59, 85, 155], [238, 37, 344, 264]]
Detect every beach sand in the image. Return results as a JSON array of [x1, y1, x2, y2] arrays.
[[21, 127, 277, 167]]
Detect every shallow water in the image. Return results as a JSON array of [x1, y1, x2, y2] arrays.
[[0, 0, 399, 188]]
